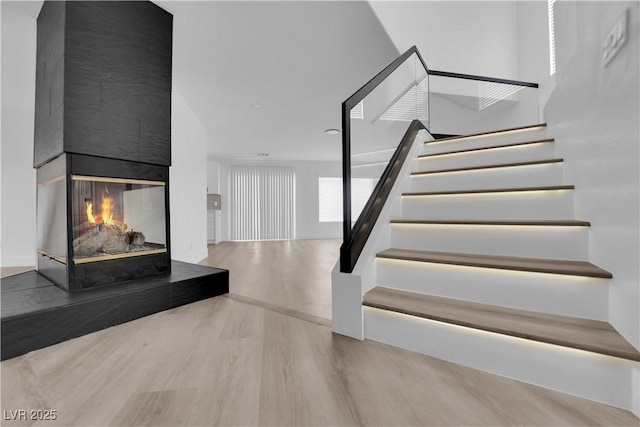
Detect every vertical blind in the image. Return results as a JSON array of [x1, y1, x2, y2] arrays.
[[230, 165, 296, 241], [548, 0, 556, 75]]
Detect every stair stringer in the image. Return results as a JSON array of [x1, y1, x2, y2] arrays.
[[332, 129, 432, 339]]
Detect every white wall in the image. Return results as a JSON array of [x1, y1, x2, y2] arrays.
[[206, 161, 221, 244], [1, 2, 38, 267], [370, 1, 519, 78], [214, 159, 342, 242], [170, 90, 208, 263], [545, 1, 640, 350], [516, 1, 556, 121], [370, 2, 548, 135], [296, 161, 342, 240], [207, 160, 220, 194]]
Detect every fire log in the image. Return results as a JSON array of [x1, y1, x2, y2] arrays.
[[73, 224, 129, 257], [126, 231, 146, 246]]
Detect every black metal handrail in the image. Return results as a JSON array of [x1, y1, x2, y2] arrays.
[[340, 45, 538, 273], [428, 69, 539, 88], [341, 47, 428, 254], [340, 120, 426, 272]]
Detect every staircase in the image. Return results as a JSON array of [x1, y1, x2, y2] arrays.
[[360, 123, 640, 412]]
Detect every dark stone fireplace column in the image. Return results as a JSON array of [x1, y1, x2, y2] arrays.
[[34, 1, 174, 292]]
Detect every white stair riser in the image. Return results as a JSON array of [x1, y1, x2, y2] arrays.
[[364, 307, 638, 413], [410, 163, 564, 193], [376, 258, 607, 320], [417, 141, 555, 170], [425, 128, 548, 155], [389, 223, 589, 261], [401, 190, 574, 220]]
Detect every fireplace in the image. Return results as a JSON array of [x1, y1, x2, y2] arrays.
[[33, 1, 173, 292], [71, 176, 166, 263], [36, 153, 171, 291], [1, 0, 228, 362]]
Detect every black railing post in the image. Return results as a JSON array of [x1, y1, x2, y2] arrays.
[[341, 101, 351, 272]]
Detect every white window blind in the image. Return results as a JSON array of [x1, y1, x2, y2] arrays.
[[230, 165, 296, 241], [318, 177, 376, 222], [548, 0, 556, 75]]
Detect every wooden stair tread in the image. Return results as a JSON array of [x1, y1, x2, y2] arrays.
[[363, 287, 640, 362], [403, 185, 574, 197], [390, 219, 591, 227], [412, 158, 563, 176], [376, 248, 612, 278], [429, 123, 546, 143], [420, 138, 554, 158]]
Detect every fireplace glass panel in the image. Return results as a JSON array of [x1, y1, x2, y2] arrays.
[[71, 176, 167, 263], [37, 177, 67, 264], [36, 154, 68, 265]]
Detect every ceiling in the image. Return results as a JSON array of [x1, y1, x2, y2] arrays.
[[4, 1, 524, 163], [4, 0, 400, 163], [157, 1, 400, 162]]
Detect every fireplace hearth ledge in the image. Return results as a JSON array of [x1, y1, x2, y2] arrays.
[[1, 261, 229, 361]]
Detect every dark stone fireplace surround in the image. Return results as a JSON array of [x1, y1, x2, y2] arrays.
[[34, 0, 175, 291], [0, 1, 229, 360]]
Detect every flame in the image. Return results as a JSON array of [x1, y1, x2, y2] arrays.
[[101, 197, 114, 226], [85, 189, 118, 226], [86, 201, 96, 224]]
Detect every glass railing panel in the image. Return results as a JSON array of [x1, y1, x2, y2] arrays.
[[428, 74, 539, 136], [339, 44, 540, 272], [348, 53, 426, 227]]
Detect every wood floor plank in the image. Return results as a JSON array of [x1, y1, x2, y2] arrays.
[[412, 158, 563, 175], [428, 123, 546, 143], [226, 293, 331, 327], [403, 185, 575, 197], [258, 308, 360, 426], [110, 388, 198, 427], [363, 287, 640, 362], [1, 241, 638, 426], [390, 219, 591, 227], [186, 300, 263, 426], [2, 296, 638, 426], [1, 266, 34, 279], [419, 138, 554, 158], [377, 248, 613, 278], [200, 239, 339, 321]]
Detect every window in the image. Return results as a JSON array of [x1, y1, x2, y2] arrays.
[[548, 0, 556, 75], [318, 177, 376, 222], [350, 100, 364, 119]]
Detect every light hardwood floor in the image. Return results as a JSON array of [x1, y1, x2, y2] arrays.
[[201, 239, 339, 322], [1, 240, 639, 426], [1, 266, 35, 279]]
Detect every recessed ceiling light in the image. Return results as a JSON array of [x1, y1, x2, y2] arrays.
[[325, 129, 340, 135], [252, 103, 263, 109]]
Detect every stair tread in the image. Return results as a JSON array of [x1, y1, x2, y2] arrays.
[[420, 138, 554, 158], [390, 219, 591, 227], [376, 248, 612, 278], [412, 158, 563, 176], [363, 287, 640, 362], [403, 185, 574, 197], [429, 123, 547, 143]]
